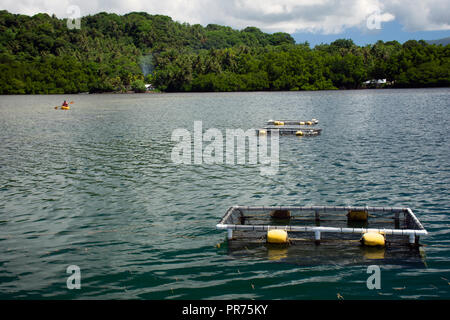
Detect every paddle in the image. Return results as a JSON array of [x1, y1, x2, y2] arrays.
[[54, 101, 74, 109]]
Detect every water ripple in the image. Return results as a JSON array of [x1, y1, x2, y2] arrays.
[[0, 89, 449, 299]]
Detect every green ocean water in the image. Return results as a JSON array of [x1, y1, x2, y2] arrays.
[[0, 88, 449, 299]]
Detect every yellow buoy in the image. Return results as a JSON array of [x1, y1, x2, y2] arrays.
[[274, 121, 284, 125], [295, 130, 304, 136], [361, 232, 385, 247], [259, 129, 266, 135], [347, 210, 368, 221], [299, 121, 305, 125], [267, 230, 289, 244], [306, 121, 313, 125]]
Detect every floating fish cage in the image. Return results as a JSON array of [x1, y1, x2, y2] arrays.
[[267, 119, 319, 126], [259, 119, 322, 136], [216, 206, 427, 246], [257, 127, 322, 136]]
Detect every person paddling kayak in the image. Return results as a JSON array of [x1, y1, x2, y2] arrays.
[[55, 100, 72, 109]]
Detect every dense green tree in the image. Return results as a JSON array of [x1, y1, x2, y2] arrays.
[[0, 10, 448, 94], [131, 79, 146, 92]]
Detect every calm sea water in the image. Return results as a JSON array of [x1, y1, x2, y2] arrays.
[[0, 89, 449, 300]]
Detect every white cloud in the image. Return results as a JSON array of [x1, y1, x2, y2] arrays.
[[0, 0, 448, 33], [384, 0, 450, 31]]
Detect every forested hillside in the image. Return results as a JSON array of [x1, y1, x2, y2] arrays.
[[0, 10, 448, 93]]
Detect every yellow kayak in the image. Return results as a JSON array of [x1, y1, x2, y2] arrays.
[[55, 101, 73, 110]]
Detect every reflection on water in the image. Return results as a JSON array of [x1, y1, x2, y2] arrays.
[[0, 89, 449, 299], [227, 240, 426, 268]]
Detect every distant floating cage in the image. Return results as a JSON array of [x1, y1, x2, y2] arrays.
[[216, 206, 427, 246], [259, 118, 322, 136], [257, 127, 322, 136], [267, 119, 319, 126]]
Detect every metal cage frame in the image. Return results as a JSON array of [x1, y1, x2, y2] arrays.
[[216, 205, 427, 244]]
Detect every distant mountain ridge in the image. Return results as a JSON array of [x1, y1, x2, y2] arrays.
[[426, 37, 450, 46]]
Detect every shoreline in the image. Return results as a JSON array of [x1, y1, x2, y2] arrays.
[[1, 86, 449, 96]]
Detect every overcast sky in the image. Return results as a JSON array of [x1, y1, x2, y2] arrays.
[[1, 0, 449, 45]]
